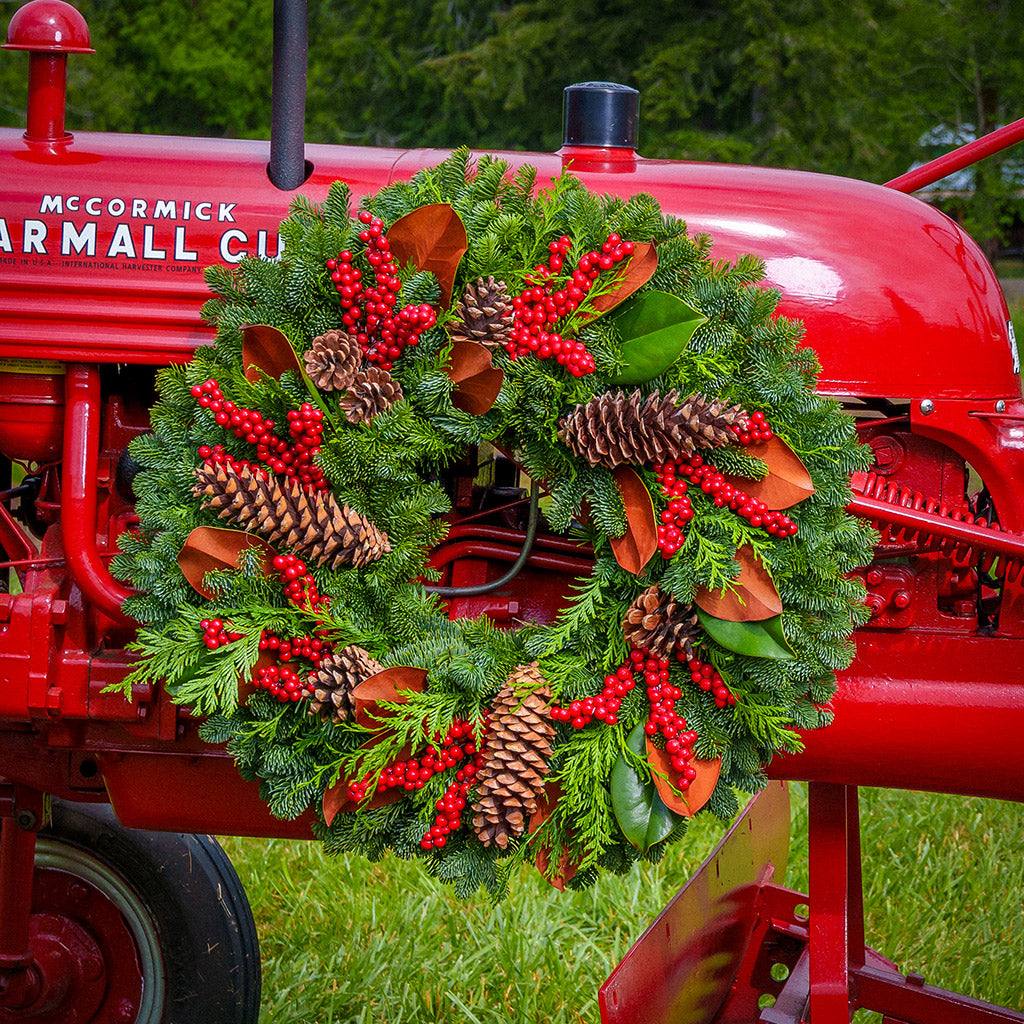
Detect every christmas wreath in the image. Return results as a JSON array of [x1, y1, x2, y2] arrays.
[[113, 152, 874, 898]]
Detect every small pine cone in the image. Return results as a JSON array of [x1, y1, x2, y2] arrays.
[[193, 462, 391, 569], [340, 367, 404, 425], [302, 645, 384, 725], [449, 276, 514, 349], [304, 329, 362, 391], [472, 663, 555, 849], [623, 584, 700, 661], [557, 390, 747, 468]]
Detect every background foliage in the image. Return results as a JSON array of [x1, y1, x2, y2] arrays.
[[2, 0, 1023, 249]]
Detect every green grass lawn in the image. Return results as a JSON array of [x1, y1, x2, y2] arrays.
[[220, 784, 1024, 1023]]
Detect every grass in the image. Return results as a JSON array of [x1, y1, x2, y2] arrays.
[[220, 785, 1024, 1023]]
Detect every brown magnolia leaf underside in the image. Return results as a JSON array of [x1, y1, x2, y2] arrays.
[[241, 324, 305, 384], [528, 781, 579, 891], [646, 738, 722, 817], [387, 203, 468, 309], [725, 435, 815, 510], [694, 543, 783, 622], [351, 666, 428, 729], [583, 242, 659, 321], [609, 466, 658, 575], [177, 526, 276, 599], [445, 340, 504, 415]]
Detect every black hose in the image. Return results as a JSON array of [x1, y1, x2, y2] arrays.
[[425, 483, 541, 597]]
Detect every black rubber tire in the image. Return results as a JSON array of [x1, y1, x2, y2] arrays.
[[39, 800, 261, 1024]]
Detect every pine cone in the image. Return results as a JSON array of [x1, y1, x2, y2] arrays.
[[193, 462, 391, 569], [472, 663, 555, 849], [449, 276, 514, 349], [557, 390, 747, 468], [302, 645, 383, 725], [623, 584, 700, 660], [339, 367, 404, 425], [304, 329, 362, 391]]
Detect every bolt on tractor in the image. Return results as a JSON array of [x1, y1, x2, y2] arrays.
[[2, 1, 1024, 1022]]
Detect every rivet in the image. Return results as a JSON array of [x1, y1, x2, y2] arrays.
[[919, 399, 934, 416]]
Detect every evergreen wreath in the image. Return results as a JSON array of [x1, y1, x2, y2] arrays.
[[112, 151, 875, 899]]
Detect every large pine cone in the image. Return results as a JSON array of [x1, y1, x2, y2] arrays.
[[302, 645, 383, 725], [193, 462, 391, 569], [558, 390, 746, 468], [449, 276, 514, 349], [339, 367, 404, 425], [304, 329, 362, 391], [623, 584, 700, 660], [472, 663, 555, 849]]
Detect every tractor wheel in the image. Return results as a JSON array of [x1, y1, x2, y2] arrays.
[[19, 800, 261, 1024]]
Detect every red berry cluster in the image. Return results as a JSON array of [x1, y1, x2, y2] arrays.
[[327, 212, 437, 370], [636, 650, 700, 791], [683, 655, 736, 709], [253, 663, 304, 703], [272, 553, 329, 613], [652, 462, 695, 557], [551, 649, 699, 793], [732, 410, 774, 445], [259, 630, 329, 668], [420, 719, 484, 851], [550, 665, 634, 727], [192, 380, 328, 493], [676, 454, 798, 537], [505, 233, 635, 376], [200, 618, 244, 649], [344, 719, 484, 851]]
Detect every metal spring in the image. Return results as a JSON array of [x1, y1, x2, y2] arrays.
[[854, 471, 1022, 583]]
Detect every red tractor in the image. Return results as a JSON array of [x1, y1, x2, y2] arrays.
[[2, 2, 1024, 1021]]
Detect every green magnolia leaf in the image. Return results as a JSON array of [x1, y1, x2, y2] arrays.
[[697, 609, 796, 660], [609, 291, 707, 386], [611, 722, 683, 851]]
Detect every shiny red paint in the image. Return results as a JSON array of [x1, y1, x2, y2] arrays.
[[599, 781, 793, 1023], [0, 129, 1017, 399]]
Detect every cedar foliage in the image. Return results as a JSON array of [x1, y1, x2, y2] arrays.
[[114, 153, 874, 898]]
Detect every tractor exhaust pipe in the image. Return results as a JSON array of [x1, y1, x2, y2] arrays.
[[269, 0, 309, 191]]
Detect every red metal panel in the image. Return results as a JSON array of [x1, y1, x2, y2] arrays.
[[599, 780, 790, 1024], [97, 751, 314, 837]]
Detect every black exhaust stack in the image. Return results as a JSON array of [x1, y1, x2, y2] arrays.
[[269, 0, 309, 190]]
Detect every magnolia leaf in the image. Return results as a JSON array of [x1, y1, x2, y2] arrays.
[[694, 544, 783, 622], [445, 341, 504, 415], [177, 526, 276, 599], [697, 609, 796, 660], [322, 735, 415, 826], [387, 203, 467, 308], [528, 781, 578, 891], [609, 466, 658, 575], [583, 242, 658, 321], [645, 739, 722, 817], [724, 435, 815, 510], [351, 666, 428, 729], [609, 291, 707, 386], [241, 324, 305, 384], [611, 722, 684, 852]]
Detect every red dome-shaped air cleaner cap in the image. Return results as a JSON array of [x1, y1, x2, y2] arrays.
[[4, 0, 94, 54]]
